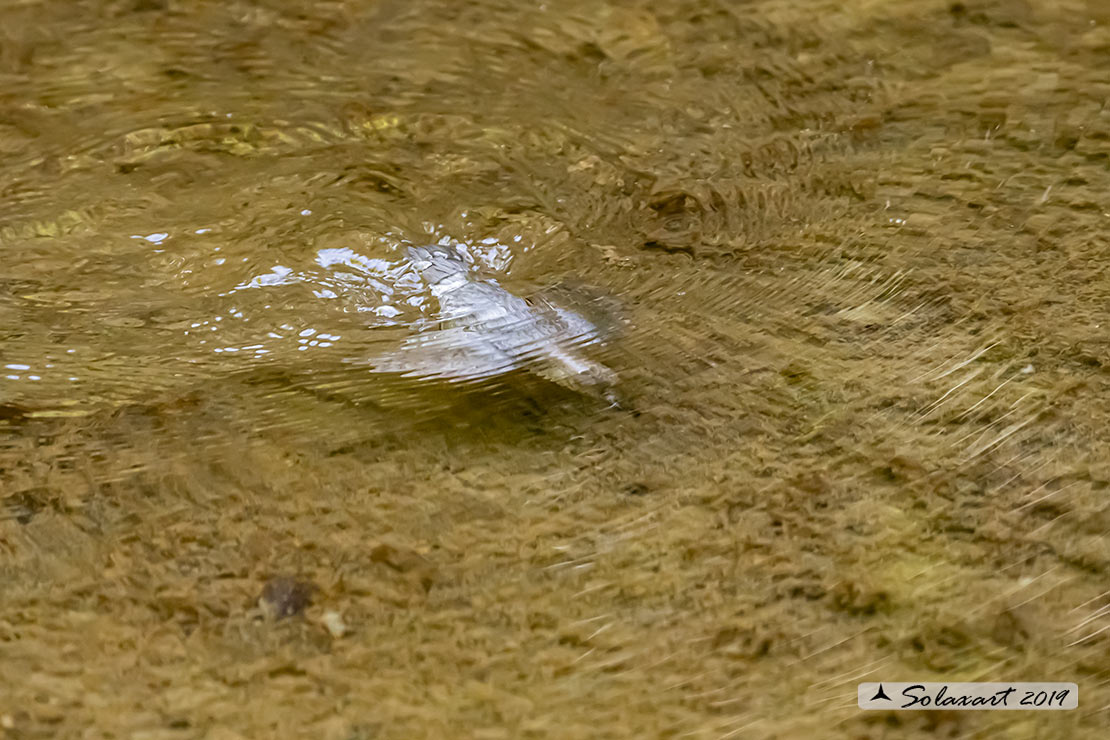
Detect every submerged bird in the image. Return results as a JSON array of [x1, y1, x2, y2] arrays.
[[369, 245, 619, 402]]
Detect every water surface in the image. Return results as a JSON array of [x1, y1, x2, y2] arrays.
[[2, 1, 1110, 738]]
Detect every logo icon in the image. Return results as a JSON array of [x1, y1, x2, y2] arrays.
[[870, 684, 892, 702]]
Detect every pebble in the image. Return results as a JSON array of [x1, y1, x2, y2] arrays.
[[259, 576, 315, 619], [321, 610, 347, 638]]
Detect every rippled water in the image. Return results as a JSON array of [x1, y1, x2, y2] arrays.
[[3, 1, 1110, 738]]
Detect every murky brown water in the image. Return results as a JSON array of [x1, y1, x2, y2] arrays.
[[3, 0, 1110, 737]]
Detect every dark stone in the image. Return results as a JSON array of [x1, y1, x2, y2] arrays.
[[260, 576, 315, 618]]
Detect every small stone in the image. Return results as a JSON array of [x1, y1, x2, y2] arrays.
[[260, 576, 315, 619], [321, 610, 347, 638]]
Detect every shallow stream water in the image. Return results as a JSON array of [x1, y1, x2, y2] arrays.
[[2, 1, 1110, 738]]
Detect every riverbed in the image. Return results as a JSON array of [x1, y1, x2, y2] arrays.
[[2, 1, 1109, 738]]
